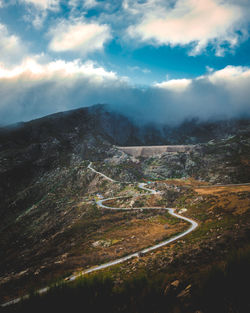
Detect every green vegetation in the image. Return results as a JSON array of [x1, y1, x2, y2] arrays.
[[3, 245, 250, 313]]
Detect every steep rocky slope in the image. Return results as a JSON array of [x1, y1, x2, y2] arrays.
[[139, 133, 250, 183], [1, 104, 250, 305], [1, 104, 250, 224]]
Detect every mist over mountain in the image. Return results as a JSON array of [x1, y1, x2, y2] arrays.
[[0, 65, 250, 127], [1, 103, 249, 148], [1, 1, 250, 312], [1, 103, 249, 209]]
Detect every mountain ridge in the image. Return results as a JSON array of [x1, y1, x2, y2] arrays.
[[1, 103, 250, 148]]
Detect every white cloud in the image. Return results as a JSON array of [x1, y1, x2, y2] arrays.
[[128, 66, 151, 74], [154, 78, 191, 92], [0, 58, 117, 81], [20, 0, 60, 28], [207, 66, 250, 112], [48, 19, 112, 55], [0, 0, 11, 7], [0, 23, 28, 65], [153, 65, 250, 121], [155, 65, 250, 90], [0, 61, 249, 126], [208, 65, 250, 84], [126, 0, 248, 55], [83, 0, 99, 9], [69, 0, 99, 9], [20, 0, 60, 10], [0, 57, 123, 125]]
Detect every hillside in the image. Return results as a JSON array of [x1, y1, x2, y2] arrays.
[[0, 104, 250, 312]]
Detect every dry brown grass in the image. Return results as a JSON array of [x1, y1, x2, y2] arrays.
[[194, 185, 250, 215], [194, 185, 250, 195], [156, 178, 209, 187]]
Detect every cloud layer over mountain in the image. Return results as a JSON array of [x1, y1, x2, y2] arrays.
[[0, 1, 249, 126], [0, 58, 249, 126]]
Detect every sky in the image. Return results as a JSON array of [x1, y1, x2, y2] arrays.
[[0, 0, 250, 126]]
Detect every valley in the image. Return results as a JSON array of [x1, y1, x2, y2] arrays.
[[0, 105, 250, 313]]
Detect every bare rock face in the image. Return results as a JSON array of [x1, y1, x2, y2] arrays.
[[92, 240, 112, 248]]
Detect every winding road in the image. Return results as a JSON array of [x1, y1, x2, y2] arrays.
[[1, 162, 198, 308], [68, 163, 198, 278]]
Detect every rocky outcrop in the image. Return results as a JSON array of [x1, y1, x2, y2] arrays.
[[1, 104, 250, 222]]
